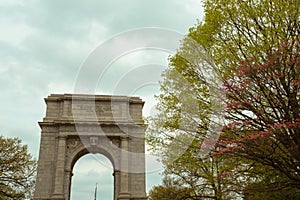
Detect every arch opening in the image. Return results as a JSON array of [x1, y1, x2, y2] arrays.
[[70, 154, 114, 200]]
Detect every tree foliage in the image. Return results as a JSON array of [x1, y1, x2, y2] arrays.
[[147, 0, 300, 197], [218, 41, 300, 188], [0, 135, 36, 200], [148, 176, 193, 200]]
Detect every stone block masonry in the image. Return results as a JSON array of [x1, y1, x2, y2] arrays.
[[33, 94, 147, 200]]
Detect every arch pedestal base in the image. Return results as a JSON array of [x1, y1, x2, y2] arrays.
[[118, 192, 131, 200]]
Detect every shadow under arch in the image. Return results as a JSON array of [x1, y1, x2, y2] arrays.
[[67, 143, 120, 171]]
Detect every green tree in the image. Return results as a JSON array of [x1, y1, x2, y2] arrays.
[[0, 135, 37, 200], [162, 143, 248, 199], [148, 176, 193, 200], [243, 171, 300, 200], [147, 0, 300, 196]]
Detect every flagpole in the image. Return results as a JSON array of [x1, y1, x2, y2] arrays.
[[94, 183, 98, 200]]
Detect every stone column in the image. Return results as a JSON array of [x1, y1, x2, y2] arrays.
[[114, 170, 120, 200], [52, 135, 67, 200], [118, 137, 130, 200], [64, 169, 73, 200], [62, 100, 70, 117]]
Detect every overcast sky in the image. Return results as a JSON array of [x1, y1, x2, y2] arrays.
[[0, 0, 204, 199]]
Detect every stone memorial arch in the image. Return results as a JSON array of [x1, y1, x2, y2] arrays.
[[33, 94, 147, 200]]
